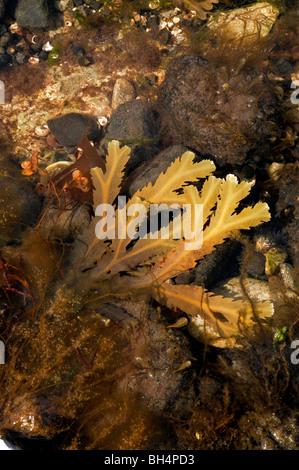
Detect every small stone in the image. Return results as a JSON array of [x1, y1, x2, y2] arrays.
[[111, 78, 136, 110], [42, 41, 53, 52], [15, 0, 49, 29], [10, 23, 20, 34], [6, 46, 16, 55], [47, 113, 102, 147], [172, 16, 180, 24], [28, 56, 40, 64]]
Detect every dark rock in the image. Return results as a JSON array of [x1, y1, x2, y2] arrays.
[[111, 78, 136, 110], [274, 58, 294, 77], [47, 113, 102, 147], [159, 54, 281, 166], [15, 0, 49, 29], [38, 50, 49, 61], [30, 42, 43, 53], [105, 99, 160, 172], [106, 99, 159, 142], [276, 166, 299, 267], [174, 239, 240, 288]]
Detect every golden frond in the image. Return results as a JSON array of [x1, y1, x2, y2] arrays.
[[155, 283, 273, 347]]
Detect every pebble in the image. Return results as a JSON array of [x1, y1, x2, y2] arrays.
[[42, 41, 53, 52], [111, 78, 136, 110], [28, 56, 40, 64]]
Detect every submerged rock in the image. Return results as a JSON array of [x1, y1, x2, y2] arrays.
[[105, 99, 160, 172], [15, 0, 50, 29], [38, 204, 91, 242], [47, 113, 102, 147], [276, 165, 299, 267], [159, 54, 280, 165], [207, 2, 280, 47], [106, 99, 159, 142], [111, 78, 136, 110]]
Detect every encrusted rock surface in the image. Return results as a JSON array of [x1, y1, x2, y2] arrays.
[[159, 54, 281, 165], [15, 0, 50, 29]]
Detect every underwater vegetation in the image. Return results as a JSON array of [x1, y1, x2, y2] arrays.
[[0, 0, 298, 451], [0, 137, 274, 449]]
